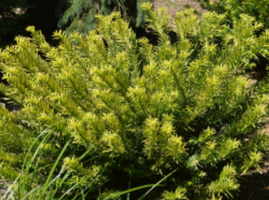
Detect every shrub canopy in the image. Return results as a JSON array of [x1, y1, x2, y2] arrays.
[[200, 0, 269, 29], [1, 3, 269, 199]]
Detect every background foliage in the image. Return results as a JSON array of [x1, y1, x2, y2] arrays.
[[58, 0, 153, 35], [0, 0, 154, 49], [0, 0, 28, 48]]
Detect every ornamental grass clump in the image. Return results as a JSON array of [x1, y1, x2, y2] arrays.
[[1, 3, 269, 199]]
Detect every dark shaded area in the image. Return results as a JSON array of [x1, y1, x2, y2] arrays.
[[133, 26, 178, 45], [0, 0, 68, 48], [222, 159, 269, 200], [0, 0, 28, 47], [237, 170, 269, 200], [0, 0, 67, 107], [0, 0, 66, 47], [133, 27, 158, 45], [248, 55, 269, 82], [22, 0, 66, 43]]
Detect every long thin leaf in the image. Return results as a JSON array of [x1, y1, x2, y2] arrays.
[[58, 174, 99, 200], [38, 139, 72, 200], [103, 184, 163, 200], [138, 168, 179, 200], [0, 175, 20, 200], [19, 128, 54, 199]]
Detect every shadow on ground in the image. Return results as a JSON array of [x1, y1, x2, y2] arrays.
[[237, 168, 269, 200]]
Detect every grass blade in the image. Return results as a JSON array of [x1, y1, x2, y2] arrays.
[[18, 128, 54, 199], [38, 139, 72, 200], [103, 184, 163, 200], [0, 175, 20, 200], [137, 168, 178, 200]]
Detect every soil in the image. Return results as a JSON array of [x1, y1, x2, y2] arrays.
[[238, 168, 269, 200], [154, 0, 209, 16]]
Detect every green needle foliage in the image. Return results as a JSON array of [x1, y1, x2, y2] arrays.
[[1, 3, 269, 199], [199, 0, 269, 29], [58, 0, 153, 35], [1, 128, 98, 200]]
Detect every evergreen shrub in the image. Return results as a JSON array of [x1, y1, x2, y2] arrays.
[[1, 3, 269, 199], [200, 0, 269, 29], [58, 0, 153, 35]]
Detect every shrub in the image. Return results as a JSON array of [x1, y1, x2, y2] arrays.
[[199, 0, 269, 29], [58, 0, 153, 35], [1, 3, 269, 199]]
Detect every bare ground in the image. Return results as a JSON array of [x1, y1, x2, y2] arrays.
[[154, 0, 208, 16]]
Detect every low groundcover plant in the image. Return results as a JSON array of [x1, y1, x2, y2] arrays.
[[1, 3, 269, 199]]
